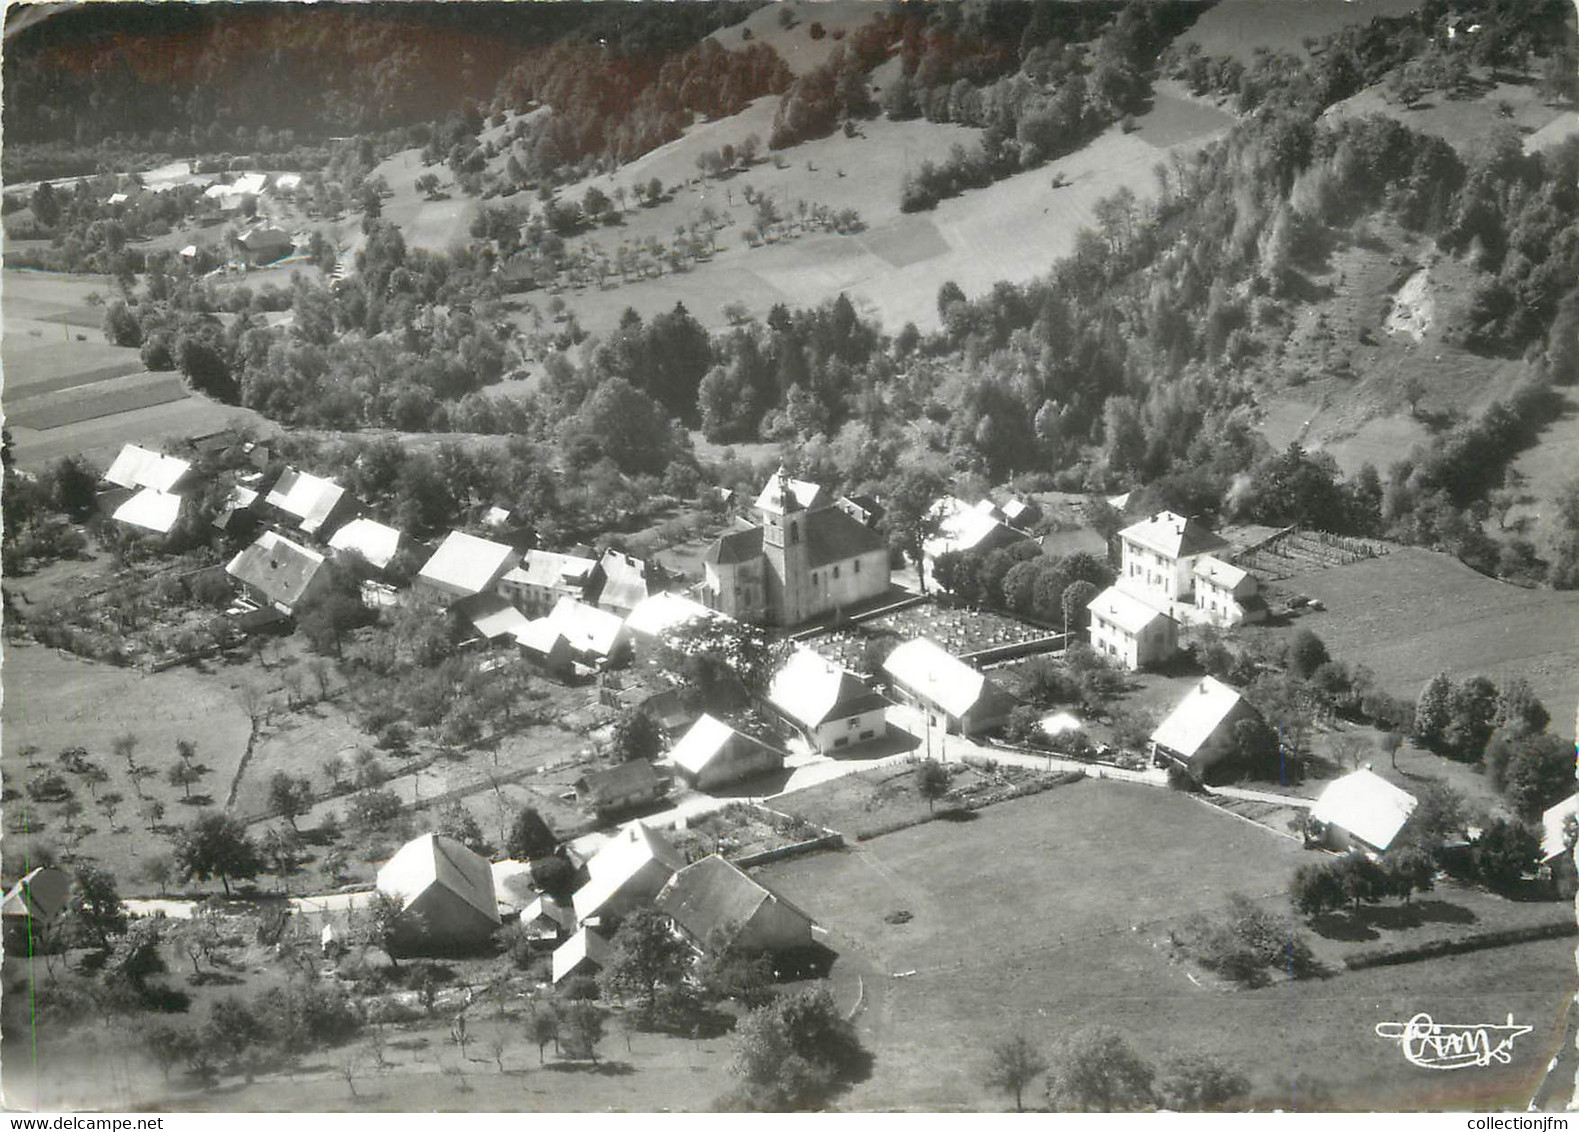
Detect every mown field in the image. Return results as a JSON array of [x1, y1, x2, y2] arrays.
[[756, 777, 1575, 1111], [1174, 0, 1426, 62], [1255, 548, 1579, 732]]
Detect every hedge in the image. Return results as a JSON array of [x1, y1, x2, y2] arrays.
[[853, 770, 1084, 842], [1343, 918, 1575, 970]]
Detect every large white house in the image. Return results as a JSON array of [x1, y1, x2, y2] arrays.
[[768, 649, 890, 754], [702, 469, 890, 627], [1117, 511, 1229, 608]]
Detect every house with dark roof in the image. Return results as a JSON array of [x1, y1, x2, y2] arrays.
[[0, 866, 71, 926], [233, 224, 294, 265], [768, 648, 890, 754], [667, 714, 784, 792], [225, 530, 330, 615], [702, 468, 890, 627], [375, 832, 501, 951], [656, 855, 814, 954], [576, 761, 666, 818]]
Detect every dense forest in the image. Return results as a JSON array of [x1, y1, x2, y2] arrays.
[[1, 2, 765, 180]]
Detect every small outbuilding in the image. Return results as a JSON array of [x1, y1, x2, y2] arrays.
[[668, 714, 783, 792], [552, 926, 613, 984], [1149, 677, 1263, 782], [0, 866, 72, 925], [576, 761, 666, 818]]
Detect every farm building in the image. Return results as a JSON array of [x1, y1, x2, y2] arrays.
[[498, 550, 600, 617], [1149, 677, 1263, 781], [768, 648, 890, 754], [656, 855, 815, 954], [552, 926, 613, 984], [702, 469, 890, 627], [512, 619, 576, 679], [103, 443, 191, 494], [1192, 556, 1267, 627], [1117, 511, 1229, 610], [212, 484, 261, 540], [327, 517, 404, 571], [572, 821, 686, 925], [225, 530, 330, 616], [1087, 586, 1179, 671], [882, 637, 1016, 737], [1540, 793, 1579, 863], [264, 467, 353, 537], [233, 224, 293, 265], [414, 531, 522, 604], [375, 832, 501, 952], [590, 549, 665, 615], [999, 497, 1043, 530], [576, 761, 666, 818], [521, 895, 577, 945], [0, 866, 72, 926], [667, 714, 783, 792], [1311, 769, 1418, 854], [535, 597, 629, 667], [624, 590, 717, 643], [112, 488, 183, 535]]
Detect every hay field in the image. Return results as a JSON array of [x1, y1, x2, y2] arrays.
[[1175, 0, 1426, 62]]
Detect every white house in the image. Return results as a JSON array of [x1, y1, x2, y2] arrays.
[[572, 821, 687, 925], [327, 517, 404, 571], [768, 648, 889, 754], [1116, 511, 1229, 608], [882, 637, 1015, 736], [104, 444, 191, 494], [1087, 585, 1177, 671], [1311, 769, 1418, 854], [1192, 555, 1267, 627], [113, 488, 183, 535], [265, 467, 353, 537], [1149, 677, 1262, 781]]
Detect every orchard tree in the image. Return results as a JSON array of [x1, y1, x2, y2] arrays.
[[1046, 1025, 1154, 1112], [171, 813, 262, 896], [608, 709, 663, 764], [726, 987, 868, 1110], [267, 772, 313, 830], [984, 1033, 1048, 1112], [1155, 1053, 1250, 1112], [506, 806, 558, 859], [64, 864, 128, 950], [915, 759, 949, 812], [599, 907, 693, 1016]]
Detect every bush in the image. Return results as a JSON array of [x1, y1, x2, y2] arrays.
[[347, 788, 404, 831]]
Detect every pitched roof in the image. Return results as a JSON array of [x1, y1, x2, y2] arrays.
[[1541, 793, 1579, 862], [1193, 554, 1251, 591], [552, 926, 613, 982], [417, 531, 518, 597], [376, 832, 501, 924], [547, 596, 625, 658], [769, 649, 889, 728], [237, 225, 292, 250], [1312, 769, 1418, 852], [1087, 585, 1172, 635], [804, 504, 887, 568], [113, 487, 182, 534], [226, 530, 326, 610], [507, 550, 598, 592], [1001, 498, 1041, 527], [593, 549, 655, 611], [1119, 511, 1228, 560], [573, 821, 685, 921], [668, 714, 777, 778], [524, 894, 577, 932], [754, 468, 822, 514], [104, 444, 190, 493], [704, 525, 764, 567], [883, 638, 1003, 720], [265, 467, 348, 534], [457, 592, 533, 640], [513, 618, 571, 659], [1150, 677, 1247, 758], [924, 497, 1024, 557], [656, 854, 812, 946], [0, 867, 72, 921], [328, 517, 403, 570]]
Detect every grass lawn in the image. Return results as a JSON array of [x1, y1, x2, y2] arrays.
[[0, 642, 256, 884], [1325, 77, 1571, 157], [773, 760, 1067, 837], [756, 778, 1575, 1110], [1250, 548, 1579, 737]]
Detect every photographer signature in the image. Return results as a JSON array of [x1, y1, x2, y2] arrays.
[[1375, 1013, 1533, 1070]]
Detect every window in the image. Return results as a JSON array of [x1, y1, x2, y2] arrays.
[[790, 521, 799, 545], [833, 736, 849, 749], [854, 559, 861, 574], [859, 730, 875, 741], [833, 564, 841, 579]]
